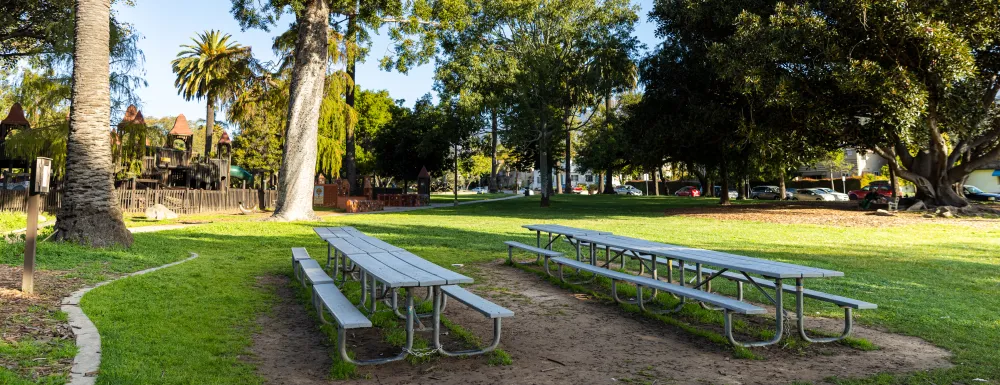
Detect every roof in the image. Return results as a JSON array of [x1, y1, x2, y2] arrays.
[[418, 166, 430, 178], [169, 114, 193, 136], [218, 130, 231, 144], [1, 103, 30, 127], [117, 105, 146, 129]]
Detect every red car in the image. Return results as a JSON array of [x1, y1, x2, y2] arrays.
[[674, 186, 701, 197], [848, 181, 896, 200]]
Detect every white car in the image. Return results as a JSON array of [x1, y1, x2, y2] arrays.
[[614, 185, 643, 196], [793, 188, 835, 201], [814, 188, 849, 201], [470, 187, 488, 194]]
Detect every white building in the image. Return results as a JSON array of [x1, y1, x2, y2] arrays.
[[967, 160, 1000, 193], [798, 148, 888, 178]]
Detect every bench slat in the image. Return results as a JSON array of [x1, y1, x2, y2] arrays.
[[388, 251, 473, 285], [314, 284, 372, 329], [292, 248, 311, 262], [550, 257, 766, 315], [347, 253, 419, 287], [303, 267, 335, 285], [441, 285, 514, 318], [505, 241, 562, 258]]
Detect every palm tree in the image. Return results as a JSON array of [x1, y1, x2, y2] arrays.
[[54, 0, 132, 248], [171, 30, 250, 158]]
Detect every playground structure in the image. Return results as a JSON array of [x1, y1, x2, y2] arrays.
[[114, 106, 250, 190], [0, 103, 31, 188]]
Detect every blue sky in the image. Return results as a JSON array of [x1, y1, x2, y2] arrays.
[[116, 0, 660, 122]]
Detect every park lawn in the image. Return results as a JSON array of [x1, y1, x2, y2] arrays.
[[1, 195, 998, 384], [0, 211, 55, 234], [429, 192, 512, 204]]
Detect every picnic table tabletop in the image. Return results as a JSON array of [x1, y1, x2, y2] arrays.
[[522, 224, 613, 237], [574, 233, 843, 279], [320, 227, 472, 287]]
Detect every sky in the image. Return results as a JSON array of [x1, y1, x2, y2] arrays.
[[115, 0, 661, 123]]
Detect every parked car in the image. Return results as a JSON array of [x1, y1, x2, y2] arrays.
[[519, 187, 535, 196], [963, 185, 1000, 201], [756, 186, 794, 200], [470, 187, 488, 194], [814, 188, 850, 201], [615, 185, 643, 196], [848, 181, 895, 200], [674, 186, 701, 197], [712, 186, 738, 199], [750, 186, 778, 199], [793, 188, 835, 201], [572, 184, 586, 194]]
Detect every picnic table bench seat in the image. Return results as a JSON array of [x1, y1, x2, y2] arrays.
[[505, 241, 562, 265], [433, 285, 512, 357], [550, 257, 765, 315]]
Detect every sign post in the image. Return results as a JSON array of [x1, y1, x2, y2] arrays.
[[22, 157, 51, 294]]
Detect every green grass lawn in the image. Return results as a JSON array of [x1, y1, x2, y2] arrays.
[[2, 195, 999, 384], [429, 192, 512, 204], [0, 211, 55, 234]]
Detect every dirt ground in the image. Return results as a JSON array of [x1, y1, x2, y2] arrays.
[[0, 265, 82, 380], [665, 201, 1000, 228], [251, 262, 951, 385]]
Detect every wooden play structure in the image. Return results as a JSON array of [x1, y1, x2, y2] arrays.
[[114, 105, 238, 190]]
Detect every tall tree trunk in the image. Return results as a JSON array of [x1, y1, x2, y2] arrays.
[[779, 168, 787, 200], [603, 171, 614, 194], [55, 0, 132, 248], [888, 162, 898, 198], [205, 96, 215, 158], [719, 161, 731, 205], [271, 0, 328, 221], [345, 13, 358, 193], [489, 109, 499, 193], [539, 128, 550, 207], [565, 127, 572, 194], [688, 162, 708, 196], [653, 168, 659, 196]]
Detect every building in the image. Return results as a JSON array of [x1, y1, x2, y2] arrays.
[[798, 148, 888, 178], [966, 160, 1000, 193]]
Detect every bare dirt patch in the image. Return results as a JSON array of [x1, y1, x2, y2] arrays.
[[666, 201, 1000, 228], [256, 263, 951, 385], [0, 264, 83, 380]]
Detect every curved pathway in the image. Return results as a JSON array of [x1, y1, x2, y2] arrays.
[[60, 253, 199, 385]]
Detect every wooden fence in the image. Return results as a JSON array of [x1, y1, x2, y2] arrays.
[[0, 188, 277, 215]]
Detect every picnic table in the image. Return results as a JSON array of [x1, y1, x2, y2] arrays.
[[310, 227, 510, 361], [514, 225, 874, 347]]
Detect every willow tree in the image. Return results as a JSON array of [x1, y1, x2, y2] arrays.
[[55, 0, 132, 247]]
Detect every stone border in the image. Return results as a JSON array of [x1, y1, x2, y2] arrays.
[[60, 253, 199, 385]]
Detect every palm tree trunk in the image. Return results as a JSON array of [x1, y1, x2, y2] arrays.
[[271, 0, 328, 221], [489, 109, 498, 193], [205, 96, 215, 158], [55, 0, 132, 248]]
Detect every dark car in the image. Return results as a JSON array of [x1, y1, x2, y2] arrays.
[[963, 185, 999, 202]]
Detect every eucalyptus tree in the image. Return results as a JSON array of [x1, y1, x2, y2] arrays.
[[717, 1, 1000, 207], [231, 0, 465, 220], [54, 0, 132, 247], [171, 30, 253, 158]]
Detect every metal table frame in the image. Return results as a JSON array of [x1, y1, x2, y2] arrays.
[[567, 233, 847, 347]]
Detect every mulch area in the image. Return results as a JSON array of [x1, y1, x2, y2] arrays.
[[252, 262, 952, 384], [0, 265, 84, 380], [665, 201, 1000, 228]]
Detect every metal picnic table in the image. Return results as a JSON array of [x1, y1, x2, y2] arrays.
[[571, 232, 845, 346], [312, 227, 474, 361]]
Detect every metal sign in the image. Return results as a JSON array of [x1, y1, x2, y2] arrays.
[[34, 157, 52, 194]]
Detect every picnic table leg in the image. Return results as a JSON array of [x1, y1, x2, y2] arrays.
[[535, 231, 542, 263], [432, 286, 503, 357], [725, 278, 785, 347], [794, 278, 854, 343]]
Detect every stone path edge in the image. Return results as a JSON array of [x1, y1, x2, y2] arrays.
[[60, 252, 200, 385]]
